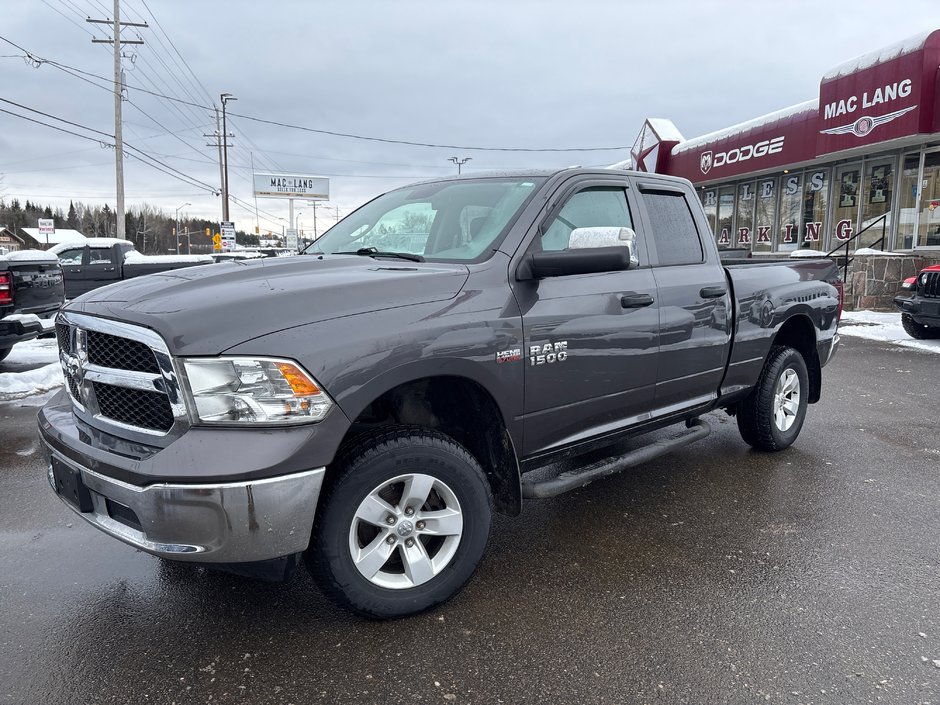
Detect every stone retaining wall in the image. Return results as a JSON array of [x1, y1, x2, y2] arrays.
[[845, 253, 940, 311]]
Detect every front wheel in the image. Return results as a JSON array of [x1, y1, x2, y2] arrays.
[[901, 313, 940, 340], [306, 427, 492, 619], [737, 346, 809, 452]]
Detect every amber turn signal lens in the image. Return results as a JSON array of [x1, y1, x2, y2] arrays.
[[275, 362, 321, 396]]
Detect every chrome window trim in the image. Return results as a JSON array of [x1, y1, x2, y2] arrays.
[[56, 311, 188, 441]]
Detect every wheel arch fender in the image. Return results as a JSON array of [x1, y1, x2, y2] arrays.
[[334, 359, 523, 516]]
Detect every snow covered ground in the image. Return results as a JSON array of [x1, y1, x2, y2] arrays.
[[839, 310, 940, 354], [0, 338, 63, 402]]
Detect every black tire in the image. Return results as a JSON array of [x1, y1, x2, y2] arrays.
[[901, 313, 940, 340], [736, 346, 809, 452], [306, 426, 492, 619], [0, 347, 10, 363]]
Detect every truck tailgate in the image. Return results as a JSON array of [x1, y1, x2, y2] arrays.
[[3, 259, 65, 314]]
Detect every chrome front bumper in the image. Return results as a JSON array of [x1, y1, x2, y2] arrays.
[[47, 448, 325, 563]]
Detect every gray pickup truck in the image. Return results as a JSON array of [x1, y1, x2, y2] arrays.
[[38, 168, 841, 617]]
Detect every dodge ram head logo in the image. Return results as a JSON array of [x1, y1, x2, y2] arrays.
[[700, 151, 713, 175]]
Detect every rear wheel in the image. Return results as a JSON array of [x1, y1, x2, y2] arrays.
[[901, 313, 940, 340], [737, 346, 809, 452], [306, 426, 492, 618]]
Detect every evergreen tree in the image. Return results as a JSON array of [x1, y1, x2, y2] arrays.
[[66, 201, 78, 229]]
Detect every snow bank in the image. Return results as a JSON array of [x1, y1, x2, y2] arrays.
[[839, 310, 940, 354], [0, 339, 63, 401], [853, 247, 903, 256], [0, 362, 63, 401], [789, 249, 828, 258], [0, 249, 59, 263]]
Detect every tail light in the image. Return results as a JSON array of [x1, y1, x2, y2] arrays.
[[0, 272, 12, 306], [833, 279, 844, 322], [900, 276, 916, 291]]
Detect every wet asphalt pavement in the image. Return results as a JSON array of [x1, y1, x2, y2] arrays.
[[1, 335, 939, 705]]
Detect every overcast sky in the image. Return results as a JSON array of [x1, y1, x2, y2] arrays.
[[2, 0, 940, 236]]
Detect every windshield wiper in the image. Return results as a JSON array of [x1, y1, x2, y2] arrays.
[[334, 247, 425, 262]]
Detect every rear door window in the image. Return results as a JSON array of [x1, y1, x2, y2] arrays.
[[642, 191, 704, 266], [88, 248, 113, 265]]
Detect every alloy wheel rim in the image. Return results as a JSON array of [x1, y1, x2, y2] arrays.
[[348, 473, 463, 589], [773, 368, 800, 432]]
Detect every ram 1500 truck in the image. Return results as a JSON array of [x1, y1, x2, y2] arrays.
[[51, 238, 212, 299], [38, 168, 842, 618], [0, 250, 64, 362]]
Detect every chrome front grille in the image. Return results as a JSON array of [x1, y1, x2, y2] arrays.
[[55, 312, 186, 438]]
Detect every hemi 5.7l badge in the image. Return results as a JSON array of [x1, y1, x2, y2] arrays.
[[496, 348, 522, 364]]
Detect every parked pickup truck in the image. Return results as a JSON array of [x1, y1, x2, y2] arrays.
[[895, 264, 940, 339], [0, 250, 64, 362], [38, 168, 842, 617], [51, 238, 213, 299]]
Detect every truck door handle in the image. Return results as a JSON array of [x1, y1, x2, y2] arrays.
[[103, 267, 115, 272], [620, 293, 655, 308], [700, 285, 727, 299]]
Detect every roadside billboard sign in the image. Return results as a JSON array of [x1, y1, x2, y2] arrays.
[[285, 229, 298, 250], [38, 218, 55, 234], [252, 173, 329, 200]]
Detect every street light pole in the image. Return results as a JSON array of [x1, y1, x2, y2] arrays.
[[220, 93, 237, 221], [175, 202, 190, 255], [448, 156, 471, 174]]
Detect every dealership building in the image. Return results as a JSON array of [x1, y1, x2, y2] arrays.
[[630, 29, 940, 307]]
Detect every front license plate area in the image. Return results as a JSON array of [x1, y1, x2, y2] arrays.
[[51, 457, 94, 512]]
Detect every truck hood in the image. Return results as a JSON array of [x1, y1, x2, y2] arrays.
[[64, 255, 470, 355]]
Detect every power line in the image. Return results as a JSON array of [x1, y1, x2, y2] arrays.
[[0, 100, 220, 194], [224, 112, 632, 152]]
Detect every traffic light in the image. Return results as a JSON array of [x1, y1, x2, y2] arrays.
[[205, 228, 211, 237], [255, 225, 260, 234]]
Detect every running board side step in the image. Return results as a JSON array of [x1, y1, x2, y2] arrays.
[[521, 418, 711, 499]]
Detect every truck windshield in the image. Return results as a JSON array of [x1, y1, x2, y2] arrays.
[[306, 178, 543, 261]]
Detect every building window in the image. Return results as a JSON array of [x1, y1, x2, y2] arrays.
[[832, 164, 861, 251], [734, 182, 755, 250], [701, 188, 717, 237], [859, 158, 894, 249], [754, 178, 776, 252], [778, 173, 802, 251], [716, 185, 735, 249], [801, 169, 829, 251]]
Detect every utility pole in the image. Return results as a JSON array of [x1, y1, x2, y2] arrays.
[[88, 2, 146, 241], [220, 93, 237, 221], [205, 109, 228, 220], [448, 156, 471, 174]]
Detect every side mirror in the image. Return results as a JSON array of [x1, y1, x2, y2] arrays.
[[522, 246, 632, 280], [569, 227, 639, 269]]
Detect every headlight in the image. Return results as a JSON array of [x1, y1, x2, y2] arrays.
[[181, 357, 333, 425]]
